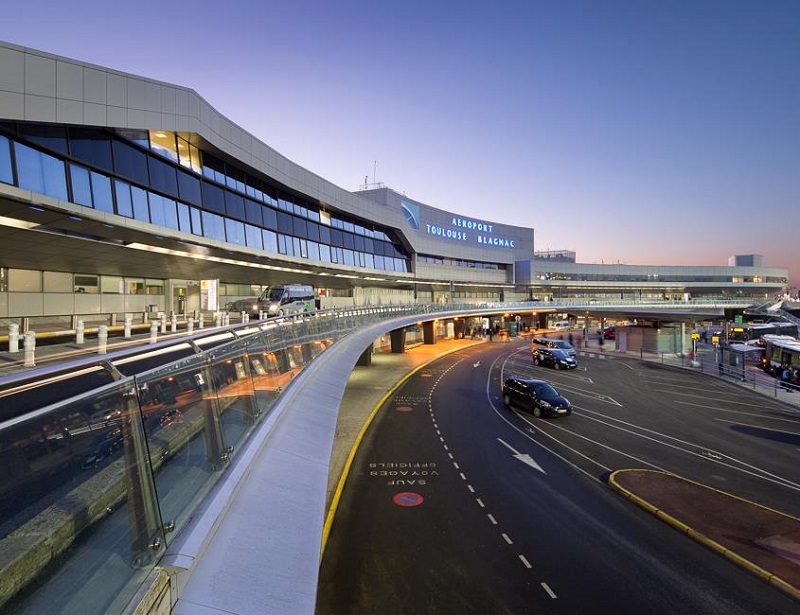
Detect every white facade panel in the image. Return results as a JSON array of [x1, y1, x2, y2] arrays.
[[56, 60, 83, 100], [83, 67, 107, 105], [25, 94, 56, 122], [25, 54, 57, 97]]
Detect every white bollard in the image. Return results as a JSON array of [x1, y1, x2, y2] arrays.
[[97, 325, 108, 354], [150, 321, 158, 344], [8, 323, 19, 353], [223, 313, 230, 327], [76, 320, 85, 344], [23, 331, 36, 367], [241, 311, 246, 323], [187, 318, 194, 335], [171, 314, 177, 333], [198, 313, 204, 329], [160, 313, 167, 334], [124, 315, 132, 338], [215, 313, 221, 328]]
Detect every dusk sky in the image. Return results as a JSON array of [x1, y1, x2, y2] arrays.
[[5, 1, 799, 286]]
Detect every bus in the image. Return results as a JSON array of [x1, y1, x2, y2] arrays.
[[760, 334, 800, 375], [728, 322, 798, 344]]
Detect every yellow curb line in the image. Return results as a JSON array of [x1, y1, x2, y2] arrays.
[[608, 469, 800, 602], [319, 342, 483, 559]]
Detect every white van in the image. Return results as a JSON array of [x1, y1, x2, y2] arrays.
[[258, 284, 316, 317], [552, 321, 570, 331]]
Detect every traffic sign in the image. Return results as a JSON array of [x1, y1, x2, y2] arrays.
[[392, 492, 424, 507]]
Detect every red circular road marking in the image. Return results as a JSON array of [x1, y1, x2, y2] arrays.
[[395, 405, 414, 412], [393, 492, 424, 507]]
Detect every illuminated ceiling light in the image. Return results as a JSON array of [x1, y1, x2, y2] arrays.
[[0, 215, 40, 230]]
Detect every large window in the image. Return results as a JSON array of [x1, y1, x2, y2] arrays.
[[113, 141, 149, 184], [70, 128, 113, 172], [0, 135, 14, 185], [15, 143, 68, 201]]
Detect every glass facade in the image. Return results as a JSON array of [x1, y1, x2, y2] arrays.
[[0, 123, 411, 275]]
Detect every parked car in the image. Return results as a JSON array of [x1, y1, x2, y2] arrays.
[[502, 377, 572, 418], [603, 326, 616, 340], [533, 347, 577, 370], [535, 338, 576, 357]]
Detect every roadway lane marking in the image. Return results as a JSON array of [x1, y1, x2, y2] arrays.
[[476, 498, 485, 508], [448, 452, 454, 459], [453, 462, 460, 470], [459, 472, 467, 480], [487, 514, 498, 525], [467, 484, 475, 493], [497, 438, 546, 474], [519, 555, 532, 569], [541, 582, 557, 599], [502, 533, 513, 544]]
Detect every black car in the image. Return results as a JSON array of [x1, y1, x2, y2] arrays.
[[533, 347, 577, 369], [502, 377, 572, 418]]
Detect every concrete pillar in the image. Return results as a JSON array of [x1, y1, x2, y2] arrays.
[[390, 328, 406, 353], [356, 343, 374, 366], [423, 321, 436, 345]]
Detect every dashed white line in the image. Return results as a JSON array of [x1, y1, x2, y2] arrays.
[[487, 514, 498, 525], [467, 485, 475, 493], [459, 472, 467, 480], [476, 498, 485, 508], [443, 444, 449, 451], [453, 462, 460, 470], [541, 582, 557, 599], [502, 533, 513, 545], [519, 555, 532, 569], [448, 452, 454, 459]]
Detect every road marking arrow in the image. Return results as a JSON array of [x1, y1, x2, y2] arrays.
[[473, 361, 481, 368], [498, 438, 546, 474]]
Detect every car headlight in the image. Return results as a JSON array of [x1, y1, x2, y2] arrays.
[[539, 401, 552, 409]]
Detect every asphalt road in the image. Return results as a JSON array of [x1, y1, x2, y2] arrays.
[[316, 339, 800, 614]]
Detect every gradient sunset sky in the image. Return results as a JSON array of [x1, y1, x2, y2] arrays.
[[5, 1, 799, 286]]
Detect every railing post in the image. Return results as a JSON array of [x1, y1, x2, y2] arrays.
[[122, 383, 166, 567]]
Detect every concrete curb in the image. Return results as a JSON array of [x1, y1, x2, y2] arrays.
[[608, 469, 800, 602]]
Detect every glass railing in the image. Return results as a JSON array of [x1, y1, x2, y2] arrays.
[[0, 307, 415, 614]]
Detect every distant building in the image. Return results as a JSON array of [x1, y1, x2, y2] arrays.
[[729, 254, 764, 268]]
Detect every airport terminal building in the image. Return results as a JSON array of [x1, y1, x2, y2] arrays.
[[0, 41, 789, 329]]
